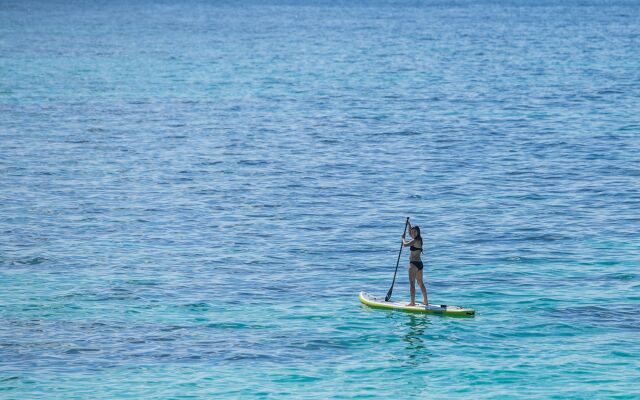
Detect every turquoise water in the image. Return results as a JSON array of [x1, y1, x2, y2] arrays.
[[2, 0, 640, 398]]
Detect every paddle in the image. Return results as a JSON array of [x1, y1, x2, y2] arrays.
[[385, 217, 409, 301]]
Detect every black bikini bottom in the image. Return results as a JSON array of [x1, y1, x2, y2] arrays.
[[410, 261, 424, 270]]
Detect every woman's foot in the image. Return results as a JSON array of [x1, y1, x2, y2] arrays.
[[406, 302, 416, 306]]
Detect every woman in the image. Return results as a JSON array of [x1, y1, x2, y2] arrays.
[[402, 220, 428, 306]]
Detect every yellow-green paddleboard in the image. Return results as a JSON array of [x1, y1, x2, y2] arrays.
[[359, 291, 475, 317]]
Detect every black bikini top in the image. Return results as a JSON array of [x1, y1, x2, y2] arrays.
[[410, 246, 422, 252]]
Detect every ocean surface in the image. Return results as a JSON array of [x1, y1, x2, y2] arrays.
[[1, 0, 639, 398]]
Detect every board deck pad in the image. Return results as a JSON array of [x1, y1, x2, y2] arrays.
[[359, 291, 475, 317]]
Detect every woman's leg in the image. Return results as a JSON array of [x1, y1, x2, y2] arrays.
[[416, 269, 428, 305], [407, 265, 417, 306]]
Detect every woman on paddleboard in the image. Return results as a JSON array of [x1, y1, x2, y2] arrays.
[[402, 220, 428, 306]]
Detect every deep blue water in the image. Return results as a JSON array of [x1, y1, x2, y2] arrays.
[[1, 0, 640, 398]]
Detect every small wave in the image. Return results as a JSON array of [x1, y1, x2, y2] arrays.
[[65, 348, 100, 354], [238, 160, 268, 166], [16, 257, 47, 265], [617, 124, 639, 132]]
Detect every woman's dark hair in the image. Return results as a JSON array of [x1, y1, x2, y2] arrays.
[[413, 226, 423, 253]]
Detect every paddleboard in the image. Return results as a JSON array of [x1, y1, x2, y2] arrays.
[[359, 291, 475, 317]]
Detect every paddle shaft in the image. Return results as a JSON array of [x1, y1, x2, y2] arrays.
[[385, 217, 410, 301]]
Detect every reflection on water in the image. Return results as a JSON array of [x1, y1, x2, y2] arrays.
[[402, 314, 432, 367]]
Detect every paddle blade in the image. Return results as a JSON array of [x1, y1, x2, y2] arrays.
[[385, 288, 392, 302]]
